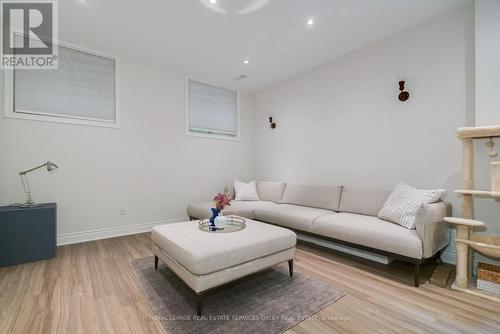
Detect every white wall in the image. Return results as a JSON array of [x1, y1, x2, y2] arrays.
[[253, 6, 475, 262], [0, 58, 254, 242], [475, 0, 500, 126]]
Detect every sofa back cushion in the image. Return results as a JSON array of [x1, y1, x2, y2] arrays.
[[281, 184, 343, 211], [339, 187, 391, 217], [256, 181, 286, 203]]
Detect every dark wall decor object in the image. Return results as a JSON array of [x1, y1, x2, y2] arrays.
[[0, 203, 57, 267], [269, 117, 277, 129], [398, 81, 410, 101]]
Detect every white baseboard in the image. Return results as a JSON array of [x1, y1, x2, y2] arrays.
[[57, 217, 188, 246]]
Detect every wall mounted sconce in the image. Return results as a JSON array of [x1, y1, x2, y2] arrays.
[[269, 117, 277, 129], [398, 81, 410, 102]]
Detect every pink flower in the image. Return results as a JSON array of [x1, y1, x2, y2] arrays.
[[213, 193, 231, 210]]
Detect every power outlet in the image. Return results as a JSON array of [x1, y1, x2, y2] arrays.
[[120, 206, 126, 215]]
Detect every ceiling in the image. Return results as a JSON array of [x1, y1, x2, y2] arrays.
[[60, 0, 471, 91]]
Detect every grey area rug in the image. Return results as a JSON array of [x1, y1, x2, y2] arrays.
[[130, 256, 344, 334]]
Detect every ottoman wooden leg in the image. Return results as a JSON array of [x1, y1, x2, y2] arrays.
[[288, 260, 294, 277], [196, 293, 203, 316], [154, 255, 158, 270]]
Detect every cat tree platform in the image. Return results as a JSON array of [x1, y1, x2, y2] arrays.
[[457, 124, 500, 139]]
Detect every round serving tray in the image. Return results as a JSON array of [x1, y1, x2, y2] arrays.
[[198, 216, 246, 233]]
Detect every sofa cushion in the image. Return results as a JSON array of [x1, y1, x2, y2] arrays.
[[254, 204, 333, 232], [281, 184, 343, 211], [256, 181, 286, 203], [312, 213, 423, 259], [152, 219, 296, 275], [378, 183, 445, 229], [187, 200, 277, 220], [339, 187, 391, 217], [223, 200, 277, 219]]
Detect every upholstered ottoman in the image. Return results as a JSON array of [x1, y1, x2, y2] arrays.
[[151, 217, 296, 315]]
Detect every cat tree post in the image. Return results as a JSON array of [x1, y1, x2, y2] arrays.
[[460, 139, 474, 287], [455, 224, 471, 288], [449, 139, 474, 289], [463, 139, 474, 218]]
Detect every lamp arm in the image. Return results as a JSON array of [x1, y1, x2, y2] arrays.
[[19, 162, 49, 175], [20, 173, 33, 205]]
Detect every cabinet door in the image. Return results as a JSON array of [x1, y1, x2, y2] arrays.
[[0, 206, 56, 267]]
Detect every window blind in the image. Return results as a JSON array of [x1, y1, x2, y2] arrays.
[[188, 79, 237, 136], [14, 38, 116, 123]]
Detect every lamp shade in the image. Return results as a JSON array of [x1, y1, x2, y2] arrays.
[[46, 161, 58, 172]]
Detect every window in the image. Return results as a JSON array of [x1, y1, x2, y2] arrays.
[[4, 36, 119, 128], [187, 79, 239, 140]]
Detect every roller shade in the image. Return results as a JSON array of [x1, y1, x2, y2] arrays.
[[14, 37, 116, 123], [188, 79, 237, 136]]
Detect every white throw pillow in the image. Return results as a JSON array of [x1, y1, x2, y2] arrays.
[[378, 183, 445, 229], [234, 180, 260, 201]]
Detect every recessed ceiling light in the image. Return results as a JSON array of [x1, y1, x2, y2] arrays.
[[209, 0, 217, 4], [243, 60, 249, 64], [307, 18, 314, 26]]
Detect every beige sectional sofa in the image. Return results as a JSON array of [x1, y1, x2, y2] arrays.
[[187, 181, 451, 287]]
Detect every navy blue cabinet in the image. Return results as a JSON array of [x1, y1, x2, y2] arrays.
[[0, 203, 56, 267]]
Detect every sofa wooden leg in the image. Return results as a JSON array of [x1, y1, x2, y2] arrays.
[[189, 216, 196, 221], [414, 263, 420, 287], [196, 293, 203, 316], [288, 259, 294, 278], [154, 255, 158, 270]]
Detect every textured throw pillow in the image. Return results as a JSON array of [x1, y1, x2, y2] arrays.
[[378, 183, 445, 229], [233, 180, 260, 201]]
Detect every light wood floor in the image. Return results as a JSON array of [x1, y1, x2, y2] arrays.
[[1, 233, 499, 334]]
